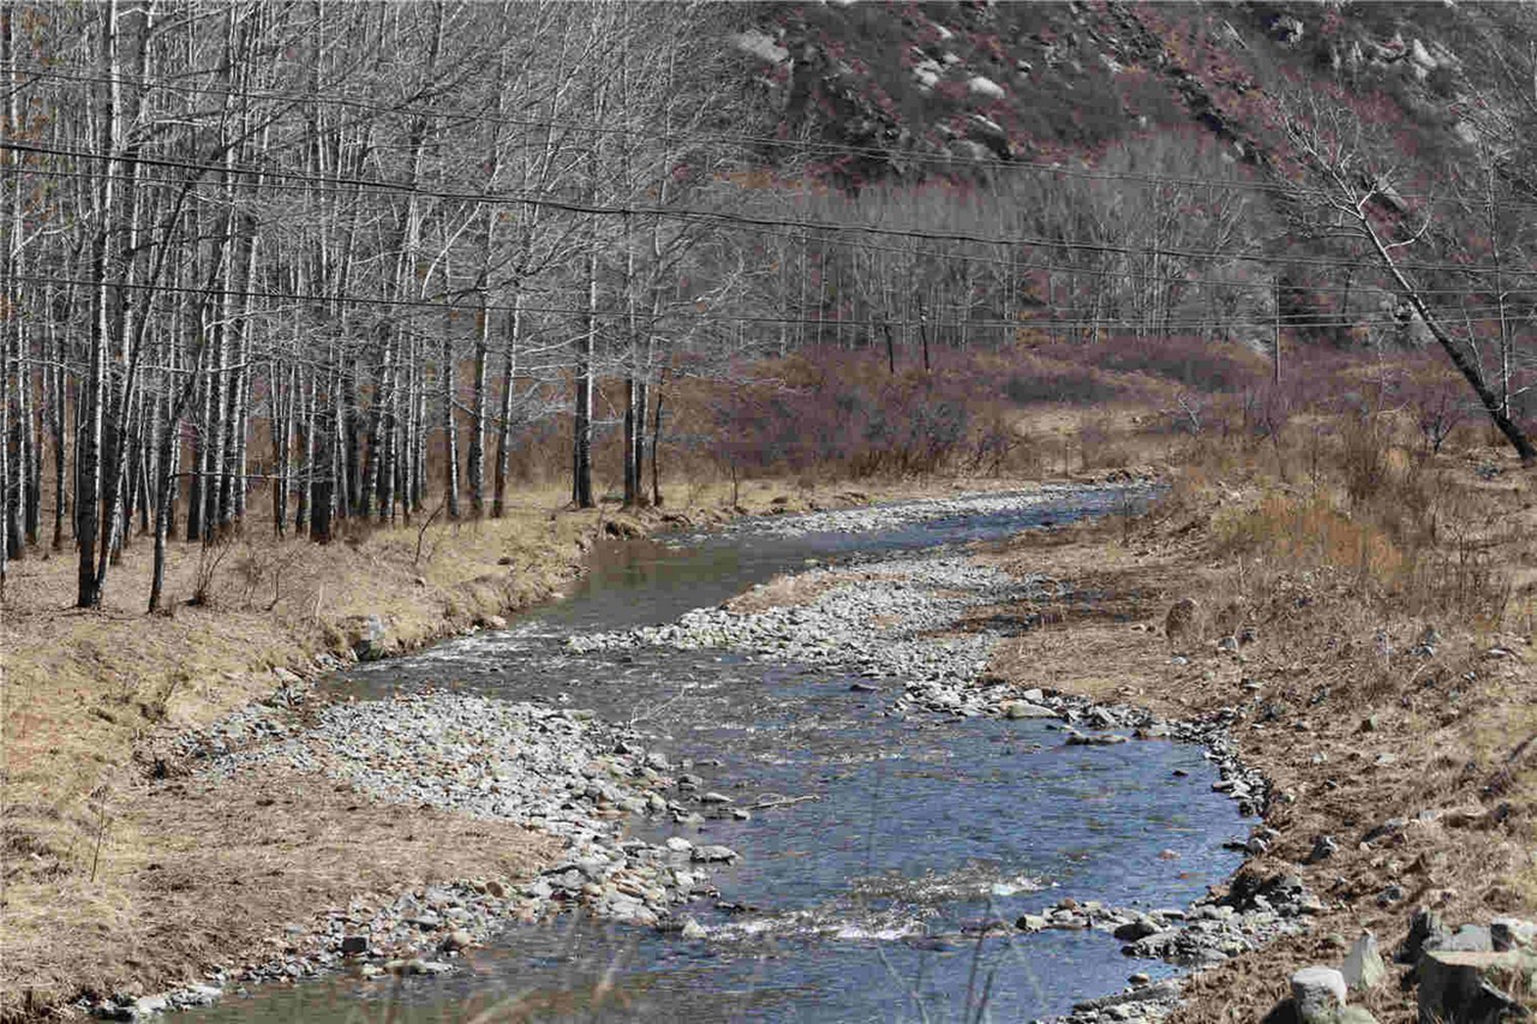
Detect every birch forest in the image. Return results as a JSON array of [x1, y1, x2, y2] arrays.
[[1, 0, 780, 611], [0, 1, 1188, 613]]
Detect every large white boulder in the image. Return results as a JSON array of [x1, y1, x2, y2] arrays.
[[1290, 966, 1346, 1024], [733, 30, 787, 65], [967, 76, 1005, 100]]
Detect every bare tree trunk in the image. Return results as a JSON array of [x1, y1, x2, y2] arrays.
[[296, 366, 313, 535], [218, 212, 257, 530], [492, 295, 520, 518], [136, 383, 155, 538], [1281, 94, 1537, 463], [1372, 227, 1537, 462], [1, 303, 10, 595], [2, 0, 23, 572], [574, 246, 596, 509], [77, 0, 120, 608], [631, 378, 646, 507], [467, 49, 506, 519], [343, 352, 360, 518], [187, 357, 210, 540], [149, 324, 207, 612], [573, 54, 606, 511], [12, 326, 32, 556], [441, 310, 460, 519], [272, 359, 292, 536], [623, 377, 638, 507], [46, 304, 65, 551], [650, 366, 667, 508], [468, 262, 490, 518]]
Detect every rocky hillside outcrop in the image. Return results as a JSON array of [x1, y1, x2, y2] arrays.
[[723, 2, 1537, 368], [734, 1, 1528, 190]]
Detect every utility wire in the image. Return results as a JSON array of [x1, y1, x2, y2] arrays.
[[3, 60, 1519, 211], [18, 163, 1532, 298], [8, 272, 1516, 333], [1, 140, 1522, 277]]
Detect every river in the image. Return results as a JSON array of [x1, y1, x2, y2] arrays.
[[173, 485, 1248, 1023]]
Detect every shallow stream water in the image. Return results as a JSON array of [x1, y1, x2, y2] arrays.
[[176, 486, 1245, 1023]]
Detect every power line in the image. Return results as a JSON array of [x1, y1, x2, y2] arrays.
[[18, 161, 1534, 299], [8, 272, 1517, 335], [5, 59, 1521, 213], [3, 140, 1523, 278]]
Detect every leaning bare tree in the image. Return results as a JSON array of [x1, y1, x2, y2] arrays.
[[1278, 88, 1536, 464]]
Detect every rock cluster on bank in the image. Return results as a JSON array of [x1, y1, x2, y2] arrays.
[[114, 691, 745, 1020], [1044, 871, 1319, 1024]]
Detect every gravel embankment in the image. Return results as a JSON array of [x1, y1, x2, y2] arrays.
[[691, 482, 1152, 541], [87, 691, 737, 1021], [568, 553, 1057, 716]]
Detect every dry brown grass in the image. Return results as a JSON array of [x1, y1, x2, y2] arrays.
[[724, 572, 846, 614], [980, 408, 1537, 1021], [2, 764, 559, 1016]]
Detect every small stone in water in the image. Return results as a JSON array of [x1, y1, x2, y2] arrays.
[[691, 845, 740, 863], [440, 930, 474, 952]]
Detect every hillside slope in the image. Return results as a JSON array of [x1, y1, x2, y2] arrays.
[[727, 1, 1537, 395]]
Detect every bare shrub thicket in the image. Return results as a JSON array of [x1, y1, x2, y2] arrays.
[[1196, 379, 1517, 640]]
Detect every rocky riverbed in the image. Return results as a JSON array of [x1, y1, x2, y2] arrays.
[[117, 492, 1299, 1024], [567, 548, 1268, 813], [90, 688, 743, 1021], [562, 542, 1304, 1019]]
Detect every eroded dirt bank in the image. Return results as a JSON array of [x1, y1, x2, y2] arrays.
[[978, 479, 1537, 1022]]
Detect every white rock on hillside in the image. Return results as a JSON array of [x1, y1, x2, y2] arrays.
[[1341, 931, 1385, 991], [733, 30, 787, 65], [968, 76, 1005, 100], [1291, 966, 1347, 1023]]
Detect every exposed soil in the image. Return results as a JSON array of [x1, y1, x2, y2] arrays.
[[978, 472, 1537, 1021]]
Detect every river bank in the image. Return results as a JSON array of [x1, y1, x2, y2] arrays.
[[8, 475, 1142, 1022], [979, 463, 1537, 1021], [10, 452, 1535, 1022], [2, 475, 1063, 1022]]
